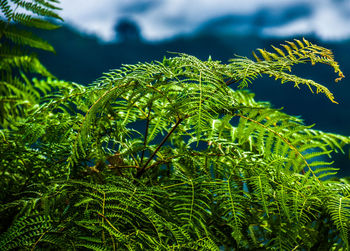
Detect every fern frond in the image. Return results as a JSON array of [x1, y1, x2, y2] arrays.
[[234, 39, 345, 102], [269, 70, 338, 103], [11, 0, 62, 20], [3, 25, 55, 52], [12, 12, 61, 29], [249, 174, 271, 216], [327, 196, 350, 248], [0, 0, 12, 20], [0, 215, 53, 251], [32, 0, 62, 11], [165, 173, 211, 231], [208, 178, 248, 243], [0, 55, 52, 76]]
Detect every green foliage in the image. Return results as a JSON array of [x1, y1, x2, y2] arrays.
[[0, 0, 62, 128], [0, 215, 53, 250], [1, 35, 350, 250]]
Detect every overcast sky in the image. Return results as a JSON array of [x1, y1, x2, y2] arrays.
[[57, 0, 350, 42]]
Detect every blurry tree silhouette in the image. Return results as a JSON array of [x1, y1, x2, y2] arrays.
[[115, 19, 141, 42]]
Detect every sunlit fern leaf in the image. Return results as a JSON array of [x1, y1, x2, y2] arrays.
[[208, 178, 248, 244], [249, 174, 271, 216], [275, 185, 293, 222], [227, 57, 263, 88], [73, 82, 138, 158], [73, 54, 229, 163], [327, 196, 350, 249], [311, 166, 339, 180], [271, 70, 338, 103], [306, 129, 350, 153], [247, 39, 345, 102], [292, 192, 321, 226], [164, 173, 211, 233]]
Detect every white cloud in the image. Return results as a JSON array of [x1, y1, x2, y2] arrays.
[[263, 0, 350, 41], [59, 0, 120, 41], [130, 0, 294, 40], [58, 0, 350, 42]]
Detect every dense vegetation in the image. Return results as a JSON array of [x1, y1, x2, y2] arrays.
[[1, 1, 350, 250]]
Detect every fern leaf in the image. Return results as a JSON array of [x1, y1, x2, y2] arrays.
[[252, 51, 261, 62], [11, 0, 62, 20], [33, 0, 62, 10], [327, 196, 350, 248], [295, 39, 305, 48], [271, 45, 286, 57], [257, 48, 271, 61], [3, 25, 55, 52], [12, 13, 61, 29], [286, 41, 298, 50], [0, 0, 12, 20], [250, 175, 270, 216], [0, 215, 53, 250]]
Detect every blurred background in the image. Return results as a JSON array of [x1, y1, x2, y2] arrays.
[[36, 0, 350, 173]]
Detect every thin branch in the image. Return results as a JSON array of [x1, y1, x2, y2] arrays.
[[135, 77, 240, 179], [143, 155, 180, 172], [136, 118, 183, 178]]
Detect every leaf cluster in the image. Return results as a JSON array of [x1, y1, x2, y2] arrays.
[[0, 0, 62, 128], [1, 36, 350, 250]]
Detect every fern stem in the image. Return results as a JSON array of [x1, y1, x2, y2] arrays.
[[136, 118, 183, 178], [102, 190, 106, 245], [140, 102, 152, 165], [31, 229, 50, 251], [97, 212, 123, 235]]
